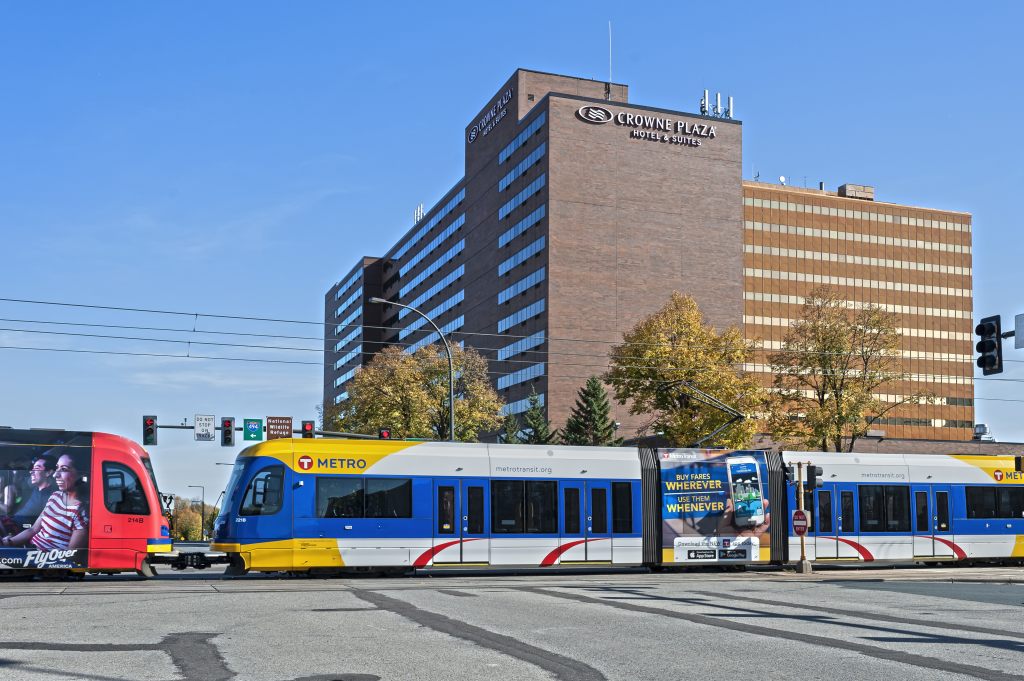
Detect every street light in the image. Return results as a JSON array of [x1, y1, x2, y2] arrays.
[[187, 485, 205, 542], [369, 297, 456, 441]]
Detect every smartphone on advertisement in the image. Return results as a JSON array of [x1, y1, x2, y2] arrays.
[[726, 456, 765, 527]]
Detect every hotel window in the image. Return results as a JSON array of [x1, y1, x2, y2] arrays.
[[402, 265, 465, 319], [334, 391, 349, 405], [333, 272, 361, 301], [499, 112, 546, 164], [498, 331, 545, 360], [334, 286, 363, 319], [334, 344, 362, 370], [498, 205, 546, 248], [406, 315, 465, 354], [334, 326, 361, 353], [400, 214, 466, 277], [399, 239, 465, 298], [502, 392, 544, 416], [497, 362, 545, 390], [333, 367, 357, 388], [391, 189, 466, 261], [499, 174, 546, 220], [498, 299, 545, 333], [498, 237, 545, 276], [498, 143, 546, 192], [399, 290, 465, 340], [334, 308, 361, 337], [498, 267, 545, 304]]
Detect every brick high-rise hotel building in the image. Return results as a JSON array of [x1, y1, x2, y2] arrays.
[[323, 69, 974, 441]]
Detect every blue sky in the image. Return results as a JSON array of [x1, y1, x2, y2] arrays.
[[1, 2, 1021, 499]]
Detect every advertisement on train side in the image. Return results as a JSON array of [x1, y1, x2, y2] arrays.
[[0, 431, 91, 569], [659, 449, 772, 565]]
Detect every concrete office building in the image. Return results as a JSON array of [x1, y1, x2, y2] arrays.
[[323, 68, 974, 441]]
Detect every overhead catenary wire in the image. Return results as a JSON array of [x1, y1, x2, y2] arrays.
[[0, 303, 998, 364]]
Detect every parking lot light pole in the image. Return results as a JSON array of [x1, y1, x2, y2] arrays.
[[369, 297, 455, 441]]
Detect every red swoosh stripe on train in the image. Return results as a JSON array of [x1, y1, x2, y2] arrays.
[[931, 536, 967, 560], [412, 539, 482, 567], [539, 538, 608, 566], [819, 536, 875, 561]]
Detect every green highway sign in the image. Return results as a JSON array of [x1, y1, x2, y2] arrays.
[[243, 418, 264, 441]]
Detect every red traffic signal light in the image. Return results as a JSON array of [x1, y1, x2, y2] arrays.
[[143, 415, 158, 446], [378, 428, 391, 440], [301, 420, 315, 438], [221, 417, 235, 447]]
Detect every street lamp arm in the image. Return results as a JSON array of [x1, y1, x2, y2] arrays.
[[369, 297, 456, 442]]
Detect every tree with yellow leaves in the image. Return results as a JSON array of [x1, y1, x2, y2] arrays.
[[324, 344, 504, 442], [768, 286, 931, 452], [605, 292, 766, 448]]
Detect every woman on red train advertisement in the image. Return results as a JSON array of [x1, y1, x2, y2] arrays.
[[0, 453, 88, 550]]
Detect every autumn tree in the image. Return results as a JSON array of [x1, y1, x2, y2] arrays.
[[324, 344, 503, 442], [520, 389, 556, 444], [768, 286, 931, 452], [605, 292, 766, 448], [561, 376, 623, 446]]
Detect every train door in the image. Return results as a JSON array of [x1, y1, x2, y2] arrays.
[[835, 487, 861, 560], [585, 481, 612, 562], [911, 484, 954, 558], [461, 479, 489, 564], [432, 478, 488, 564], [557, 481, 586, 562], [814, 486, 838, 559]]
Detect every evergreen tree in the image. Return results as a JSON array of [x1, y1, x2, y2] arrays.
[[499, 413, 522, 444], [561, 376, 624, 446], [521, 389, 556, 444]]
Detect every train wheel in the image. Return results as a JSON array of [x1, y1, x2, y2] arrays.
[[136, 559, 158, 579]]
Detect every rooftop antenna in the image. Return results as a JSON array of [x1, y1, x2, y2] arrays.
[[413, 203, 424, 224], [779, 175, 787, 186], [606, 21, 613, 100], [700, 89, 709, 115]]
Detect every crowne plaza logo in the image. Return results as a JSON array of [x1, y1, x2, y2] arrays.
[[576, 105, 613, 124]]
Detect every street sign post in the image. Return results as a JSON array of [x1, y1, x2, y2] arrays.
[[194, 414, 215, 442], [792, 509, 809, 537], [243, 418, 264, 442], [266, 416, 293, 440]]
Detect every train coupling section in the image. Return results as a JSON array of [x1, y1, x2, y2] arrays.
[[150, 552, 231, 571]]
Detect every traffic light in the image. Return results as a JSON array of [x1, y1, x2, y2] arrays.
[[301, 420, 315, 438], [806, 465, 823, 489], [221, 417, 235, 447], [143, 415, 158, 446], [975, 315, 1003, 376], [378, 427, 391, 440]]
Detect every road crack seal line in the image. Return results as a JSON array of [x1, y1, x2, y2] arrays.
[[0, 632, 234, 681], [352, 588, 606, 681], [530, 588, 1024, 681], [688, 589, 1024, 641]]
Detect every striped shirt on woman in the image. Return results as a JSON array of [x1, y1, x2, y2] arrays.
[[31, 493, 87, 550]]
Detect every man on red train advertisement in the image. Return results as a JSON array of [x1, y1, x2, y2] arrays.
[[10, 454, 57, 529]]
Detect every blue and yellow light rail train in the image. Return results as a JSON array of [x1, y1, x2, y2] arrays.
[[210, 438, 1024, 574]]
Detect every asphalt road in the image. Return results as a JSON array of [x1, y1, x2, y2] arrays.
[[0, 566, 1022, 680]]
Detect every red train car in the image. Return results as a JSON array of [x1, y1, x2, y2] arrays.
[[0, 429, 169, 577]]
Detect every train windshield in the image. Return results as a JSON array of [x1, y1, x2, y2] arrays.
[[222, 459, 252, 514], [140, 457, 160, 496]]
